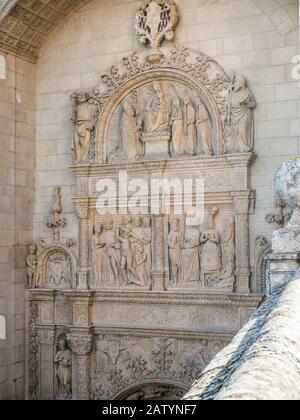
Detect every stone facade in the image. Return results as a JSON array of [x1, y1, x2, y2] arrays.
[[0, 0, 299, 400], [0, 53, 35, 399]]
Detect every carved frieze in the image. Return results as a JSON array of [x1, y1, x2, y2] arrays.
[[91, 333, 229, 400]]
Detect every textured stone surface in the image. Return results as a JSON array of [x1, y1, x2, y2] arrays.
[[0, 53, 35, 400], [183, 270, 300, 400], [0, 0, 299, 400]]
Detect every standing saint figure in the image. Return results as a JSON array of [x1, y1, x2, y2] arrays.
[[182, 225, 200, 285], [171, 95, 184, 156], [183, 97, 197, 156], [200, 207, 222, 285], [117, 226, 135, 286], [70, 91, 97, 163], [168, 218, 182, 286], [92, 224, 109, 286], [120, 99, 142, 160], [99, 220, 121, 286], [215, 215, 236, 290], [26, 244, 38, 288], [145, 81, 170, 132], [195, 98, 212, 155], [142, 216, 152, 282], [226, 74, 256, 153], [55, 336, 72, 400]]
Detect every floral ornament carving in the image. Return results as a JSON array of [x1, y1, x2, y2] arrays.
[[68, 335, 92, 356], [47, 187, 67, 243], [91, 335, 229, 400], [135, 0, 179, 50], [28, 301, 39, 400]]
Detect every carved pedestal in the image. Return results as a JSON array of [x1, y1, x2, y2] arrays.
[[142, 131, 171, 158]]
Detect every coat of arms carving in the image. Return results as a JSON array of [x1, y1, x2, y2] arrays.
[[135, 0, 179, 50]]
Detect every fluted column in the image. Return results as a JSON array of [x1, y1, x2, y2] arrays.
[[151, 214, 168, 291], [232, 191, 252, 294]]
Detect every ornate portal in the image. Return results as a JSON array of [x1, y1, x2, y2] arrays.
[[25, 1, 261, 401]]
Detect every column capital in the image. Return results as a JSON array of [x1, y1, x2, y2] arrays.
[[67, 334, 93, 356], [73, 198, 90, 219]]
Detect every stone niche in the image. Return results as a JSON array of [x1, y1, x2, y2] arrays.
[[26, 13, 263, 399]]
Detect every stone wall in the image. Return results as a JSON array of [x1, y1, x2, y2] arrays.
[[0, 53, 35, 399], [0, 0, 299, 401], [35, 0, 300, 292]]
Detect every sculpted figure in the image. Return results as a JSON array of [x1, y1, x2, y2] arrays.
[[145, 81, 170, 132], [70, 91, 97, 163], [26, 244, 38, 288], [183, 97, 197, 156], [171, 95, 184, 156], [92, 224, 108, 286], [120, 99, 142, 160], [55, 336, 72, 400], [168, 219, 182, 286], [182, 225, 200, 285], [142, 216, 152, 280], [216, 215, 236, 289], [225, 75, 256, 153], [195, 98, 212, 155], [200, 207, 222, 283], [117, 225, 135, 286], [100, 220, 121, 286]]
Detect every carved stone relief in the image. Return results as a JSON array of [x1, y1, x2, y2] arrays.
[[26, 187, 78, 290], [55, 334, 72, 400], [25, 1, 261, 401], [135, 0, 179, 50], [70, 92, 98, 164], [68, 45, 256, 164], [266, 196, 292, 228], [255, 236, 271, 294], [91, 215, 152, 290], [107, 81, 213, 162], [28, 301, 39, 400], [91, 333, 228, 400], [167, 209, 236, 291], [26, 244, 38, 288]]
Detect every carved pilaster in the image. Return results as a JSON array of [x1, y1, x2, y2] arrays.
[[67, 334, 93, 400], [25, 295, 39, 400], [232, 191, 253, 294], [74, 198, 90, 290], [38, 326, 56, 400], [151, 215, 168, 291]]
